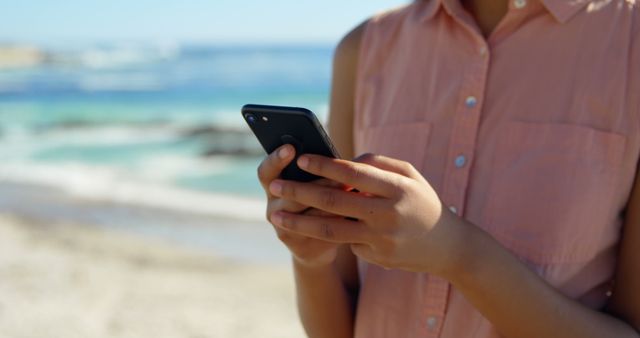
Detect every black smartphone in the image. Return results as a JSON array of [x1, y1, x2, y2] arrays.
[[241, 104, 340, 182]]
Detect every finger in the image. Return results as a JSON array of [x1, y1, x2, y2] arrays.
[[302, 208, 333, 217], [266, 179, 341, 219], [271, 211, 371, 244], [272, 225, 298, 244], [266, 198, 309, 222], [296, 155, 405, 198], [353, 153, 423, 181], [269, 179, 385, 219], [257, 144, 295, 192], [313, 178, 348, 190]]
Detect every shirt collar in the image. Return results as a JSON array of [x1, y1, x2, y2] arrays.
[[417, 0, 591, 24], [539, 0, 591, 23]]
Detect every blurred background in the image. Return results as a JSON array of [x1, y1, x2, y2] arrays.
[[0, 1, 406, 337]]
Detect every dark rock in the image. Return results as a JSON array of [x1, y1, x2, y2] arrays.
[[200, 147, 262, 157], [180, 125, 248, 138]]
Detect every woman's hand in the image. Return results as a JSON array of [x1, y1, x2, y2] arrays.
[[258, 144, 350, 268], [268, 153, 467, 277]]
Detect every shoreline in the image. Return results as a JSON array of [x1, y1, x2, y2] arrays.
[[0, 181, 290, 264], [0, 164, 267, 222]]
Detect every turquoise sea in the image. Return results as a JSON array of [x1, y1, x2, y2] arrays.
[[0, 43, 332, 198]]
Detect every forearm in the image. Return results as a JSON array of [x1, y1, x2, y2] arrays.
[[449, 219, 639, 338], [293, 258, 355, 338]]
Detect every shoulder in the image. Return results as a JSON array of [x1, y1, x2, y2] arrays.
[[334, 20, 368, 64], [368, 2, 416, 29], [335, 3, 416, 65]]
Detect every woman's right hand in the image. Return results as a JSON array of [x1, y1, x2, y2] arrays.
[[259, 144, 343, 267]]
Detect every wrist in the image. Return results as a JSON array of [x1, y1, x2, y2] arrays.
[[437, 212, 483, 284]]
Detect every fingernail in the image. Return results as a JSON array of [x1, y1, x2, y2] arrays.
[[271, 212, 283, 226], [269, 181, 283, 195], [297, 156, 309, 169], [278, 146, 291, 159]]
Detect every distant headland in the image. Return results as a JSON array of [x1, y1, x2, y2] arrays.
[[0, 45, 45, 69]]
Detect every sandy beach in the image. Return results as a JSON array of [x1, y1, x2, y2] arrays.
[[0, 211, 306, 338]]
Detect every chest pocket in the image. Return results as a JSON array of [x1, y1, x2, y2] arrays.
[[355, 122, 431, 173], [481, 121, 626, 265]]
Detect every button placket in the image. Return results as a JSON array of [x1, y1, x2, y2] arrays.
[[418, 14, 492, 338], [426, 52, 489, 336], [441, 41, 490, 221], [421, 274, 450, 337]]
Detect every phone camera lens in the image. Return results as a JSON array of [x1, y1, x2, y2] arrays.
[[245, 114, 256, 124]]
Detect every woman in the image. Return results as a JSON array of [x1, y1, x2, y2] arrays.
[[258, 0, 640, 337]]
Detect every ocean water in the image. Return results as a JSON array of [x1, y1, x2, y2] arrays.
[[0, 43, 333, 207]]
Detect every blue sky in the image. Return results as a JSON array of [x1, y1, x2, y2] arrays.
[[0, 1, 408, 45]]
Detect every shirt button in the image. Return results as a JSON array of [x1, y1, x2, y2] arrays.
[[426, 316, 438, 330], [455, 155, 466, 168], [465, 96, 477, 108], [449, 206, 458, 214], [479, 46, 488, 56], [514, 0, 527, 8]]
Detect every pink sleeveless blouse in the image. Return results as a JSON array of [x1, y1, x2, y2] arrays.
[[352, 0, 640, 337]]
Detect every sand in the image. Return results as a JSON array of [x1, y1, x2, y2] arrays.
[[0, 214, 307, 338]]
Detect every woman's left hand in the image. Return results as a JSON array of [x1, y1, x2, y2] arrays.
[[268, 153, 467, 277]]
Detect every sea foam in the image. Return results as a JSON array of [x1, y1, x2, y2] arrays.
[[0, 162, 266, 222]]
